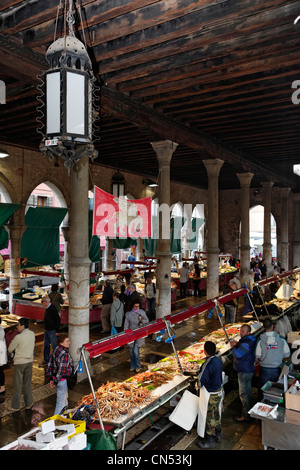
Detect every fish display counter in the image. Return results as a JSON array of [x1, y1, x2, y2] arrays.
[[75, 317, 260, 448], [76, 372, 191, 448]]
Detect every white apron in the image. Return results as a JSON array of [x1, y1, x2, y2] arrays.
[[0, 339, 7, 366], [197, 386, 224, 437]]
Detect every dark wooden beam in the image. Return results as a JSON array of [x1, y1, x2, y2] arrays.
[[100, 85, 298, 188]]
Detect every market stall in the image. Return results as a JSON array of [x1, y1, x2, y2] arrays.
[[171, 264, 237, 295], [2, 269, 300, 451]]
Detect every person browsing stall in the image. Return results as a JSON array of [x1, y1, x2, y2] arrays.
[[100, 280, 114, 333], [42, 295, 61, 365], [47, 333, 74, 415], [124, 300, 148, 373], [49, 283, 64, 314], [110, 292, 125, 333], [8, 318, 35, 412], [255, 318, 290, 391], [230, 324, 256, 422], [144, 277, 156, 322]]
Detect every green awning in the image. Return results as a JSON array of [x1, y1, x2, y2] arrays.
[[0, 227, 8, 251], [113, 237, 137, 249], [89, 210, 101, 262], [144, 216, 185, 255], [0, 203, 21, 226], [144, 237, 157, 257], [0, 203, 21, 250], [21, 207, 68, 267], [189, 217, 205, 250], [171, 216, 185, 254]]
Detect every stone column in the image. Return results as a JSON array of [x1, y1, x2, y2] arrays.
[[293, 193, 300, 267], [237, 172, 254, 285], [262, 181, 274, 274], [68, 156, 92, 378], [203, 159, 224, 300], [279, 187, 291, 270], [8, 222, 24, 311], [151, 140, 178, 319], [61, 225, 70, 287]]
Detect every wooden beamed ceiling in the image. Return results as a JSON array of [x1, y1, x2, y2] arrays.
[[0, 0, 300, 191]]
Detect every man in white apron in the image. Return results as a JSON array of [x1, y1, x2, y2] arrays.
[[197, 341, 224, 449]]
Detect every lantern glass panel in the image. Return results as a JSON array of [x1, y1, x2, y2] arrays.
[[66, 71, 86, 136], [46, 71, 61, 135]]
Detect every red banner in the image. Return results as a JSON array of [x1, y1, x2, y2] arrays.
[[93, 186, 152, 238]]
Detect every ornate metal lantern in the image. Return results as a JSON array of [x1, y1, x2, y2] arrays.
[[39, 1, 98, 169]]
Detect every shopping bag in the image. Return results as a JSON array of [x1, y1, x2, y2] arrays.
[[86, 429, 117, 450], [111, 324, 118, 336], [66, 372, 77, 390]]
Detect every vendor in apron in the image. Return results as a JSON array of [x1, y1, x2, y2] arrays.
[[196, 340, 223, 449]]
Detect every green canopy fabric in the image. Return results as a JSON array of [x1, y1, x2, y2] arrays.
[[0, 226, 8, 250], [189, 217, 205, 250], [21, 207, 68, 267], [144, 236, 157, 257], [0, 203, 21, 226], [144, 216, 204, 255], [144, 216, 186, 255], [144, 213, 158, 257], [171, 216, 185, 254], [89, 210, 101, 262], [112, 237, 137, 249], [0, 203, 21, 250]]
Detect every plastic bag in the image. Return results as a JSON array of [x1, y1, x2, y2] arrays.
[[86, 429, 117, 450], [111, 324, 118, 336], [66, 372, 77, 390]]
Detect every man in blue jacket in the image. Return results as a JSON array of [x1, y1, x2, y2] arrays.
[[197, 341, 223, 449], [230, 324, 256, 422]]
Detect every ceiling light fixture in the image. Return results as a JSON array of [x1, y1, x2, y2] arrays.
[[0, 148, 9, 158], [293, 164, 300, 176], [38, 0, 98, 170], [143, 178, 158, 187]]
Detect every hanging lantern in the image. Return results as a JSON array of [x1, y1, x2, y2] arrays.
[[39, 1, 98, 169], [111, 171, 125, 197]]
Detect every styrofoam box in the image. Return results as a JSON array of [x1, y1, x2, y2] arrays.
[[41, 418, 55, 435], [18, 428, 56, 450], [1, 439, 20, 450], [169, 390, 199, 431], [35, 431, 69, 448], [67, 432, 87, 450]]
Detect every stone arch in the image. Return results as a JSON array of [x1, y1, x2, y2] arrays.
[[248, 204, 277, 260], [0, 173, 17, 203]]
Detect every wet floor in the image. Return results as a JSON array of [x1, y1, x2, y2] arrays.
[[0, 295, 264, 451]]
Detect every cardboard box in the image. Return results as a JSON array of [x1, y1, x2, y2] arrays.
[[287, 331, 300, 345], [285, 409, 300, 426], [285, 387, 300, 412]]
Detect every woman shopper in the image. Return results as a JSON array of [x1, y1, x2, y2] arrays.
[[110, 292, 125, 333], [124, 301, 148, 372], [47, 333, 74, 415]]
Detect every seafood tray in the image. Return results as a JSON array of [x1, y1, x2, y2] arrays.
[[108, 374, 190, 431], [77, 374, 190, 430]]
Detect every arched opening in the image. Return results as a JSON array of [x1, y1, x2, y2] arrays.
[[191, 204, 205, 255], [26, 182, 68, 264], [249, 205, 277, 261]]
